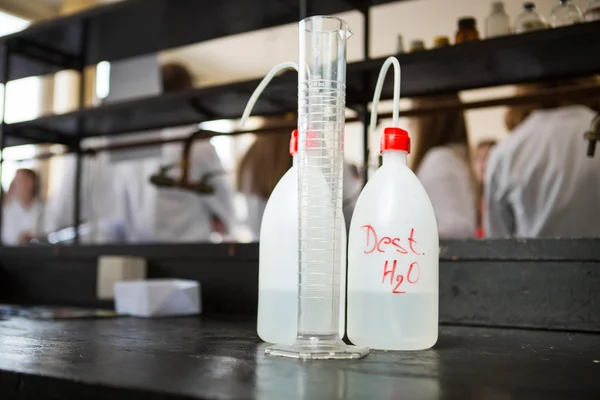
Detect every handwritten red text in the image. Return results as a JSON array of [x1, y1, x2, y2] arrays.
[[361, 225, 423, 294]]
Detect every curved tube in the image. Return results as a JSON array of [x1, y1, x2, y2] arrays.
[[175, 62, 298, 188], [238, 61, 299, 129], [370, 56, 401, 134]]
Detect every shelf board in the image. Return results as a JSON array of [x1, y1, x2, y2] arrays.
[[5, 21, 600, 146], [0, 0, 401, 83], [4, 72, 298, 145], [348, 20, 600, 104]]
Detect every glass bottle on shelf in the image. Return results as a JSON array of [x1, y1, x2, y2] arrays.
[[486, 2, 511, 38], [584, 0, 600, 21], [550, 0, 583, 27], [434, 36, 451, 48], [455, 17, 480, 43], [514, 2, 549, 33], [397, 34, 405, 53], [409, 39, 426, 52]]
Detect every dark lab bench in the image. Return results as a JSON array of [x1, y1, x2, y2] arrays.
[[0, 315, 598, 400]]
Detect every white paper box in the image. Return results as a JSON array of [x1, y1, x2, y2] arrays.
[[114, 279, 201, 318]]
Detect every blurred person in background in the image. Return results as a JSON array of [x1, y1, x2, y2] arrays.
[[237, 130, 292, 239], [485, 79, 600, 237], [474, 140, 497, 185], [114, 63, 236, 242], [410, 94, 477, 238], [237, 129, 362, 240], [3, 180, 15, 205], [473, 139, 497, 238], [2, 169, 44, 245]]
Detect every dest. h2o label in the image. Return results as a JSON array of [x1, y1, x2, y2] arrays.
[[361, 224, 424, 295]]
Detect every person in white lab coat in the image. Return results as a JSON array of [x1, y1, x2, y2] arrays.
[[410, 94, 477, 239], [485, 81, 600, 237], [114, 63, 236, 243], [115, 129, 235, 242], [2, 169, 44, 245]]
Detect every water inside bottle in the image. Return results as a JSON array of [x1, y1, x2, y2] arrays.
[[348, 291, 438, 350], [257, 289, 297, 344]]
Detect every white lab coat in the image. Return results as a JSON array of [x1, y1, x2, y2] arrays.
[[114, 127, 236, 243], [417, 144, 477, 238], [2, 199, 44, 245], [245, 194, 267, 240], [485, 105, 600, 238]]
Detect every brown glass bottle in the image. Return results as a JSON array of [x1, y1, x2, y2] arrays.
[[456, 17, 480, 44], [434, 36, 451, 48]]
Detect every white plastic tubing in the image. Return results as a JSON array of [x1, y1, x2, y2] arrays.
[[238, 61, 299, 130], [240, 57, 399, 136], [369, 56, 401, 135]]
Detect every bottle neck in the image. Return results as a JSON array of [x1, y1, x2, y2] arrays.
[[292, 154, 297, 166], [492, 3, 505, 13], [382, 150, 408, 166]]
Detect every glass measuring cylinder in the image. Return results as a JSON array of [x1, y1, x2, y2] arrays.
[[265, 15, 368, 360]]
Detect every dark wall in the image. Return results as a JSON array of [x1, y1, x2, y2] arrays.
[[438, 239, 600, 332], [0, 244, 258, 315], [439, 260, 600, 331], [0, 240, 599, 331]]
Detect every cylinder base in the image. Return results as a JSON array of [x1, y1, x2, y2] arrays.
[[265, 337, 369, 360]]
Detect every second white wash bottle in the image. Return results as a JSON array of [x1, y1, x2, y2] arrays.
[[347, 57, 439, 350], [257, 130, 346, 344]]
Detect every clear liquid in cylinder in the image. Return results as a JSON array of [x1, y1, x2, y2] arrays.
[[297, 79, 344, 338]]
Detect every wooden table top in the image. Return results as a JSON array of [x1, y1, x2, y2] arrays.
[[0, 314, 598, 400]]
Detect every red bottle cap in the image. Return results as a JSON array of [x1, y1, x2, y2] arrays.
[[289, 129, 298, 155], [380, 127, 411, 154]]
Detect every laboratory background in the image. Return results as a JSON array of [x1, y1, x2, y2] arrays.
[[0, 0, 599, 398], [1, 0, 598, 245]]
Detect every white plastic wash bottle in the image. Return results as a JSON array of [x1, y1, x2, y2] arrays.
[[257, 130, 346, 344], [348, 127, 439, 350]]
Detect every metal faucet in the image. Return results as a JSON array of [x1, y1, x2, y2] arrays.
[[584, 115, 600, 157], [149, 129, 225, 194], [149, 164, 223, 194]]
